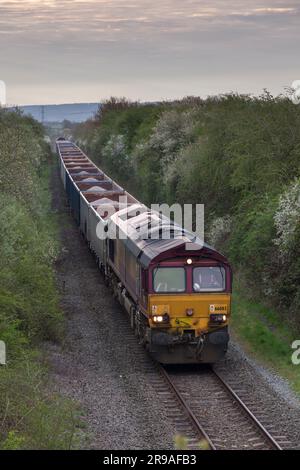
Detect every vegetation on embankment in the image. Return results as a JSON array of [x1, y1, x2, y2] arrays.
[[232, 281, 300, 394], [74, 94, 300, 391], [0, 109, 79, 449]]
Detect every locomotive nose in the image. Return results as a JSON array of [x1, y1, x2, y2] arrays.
[[149, 294, 230, 333]]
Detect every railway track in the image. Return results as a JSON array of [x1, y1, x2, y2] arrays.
[[100, 299, 284, 450], [154, 364, 283, 450]]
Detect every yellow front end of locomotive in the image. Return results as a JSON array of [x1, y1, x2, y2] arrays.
[[148, 293, 231, 335]]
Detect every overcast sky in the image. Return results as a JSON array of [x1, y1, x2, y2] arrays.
[[1, 0, 299, 105]]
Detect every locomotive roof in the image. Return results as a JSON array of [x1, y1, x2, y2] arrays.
[[109, 205, 227, 268]]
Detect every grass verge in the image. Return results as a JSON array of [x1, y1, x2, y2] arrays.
[[231, 286, 300, 396]]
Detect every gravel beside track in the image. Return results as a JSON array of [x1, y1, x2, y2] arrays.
[[214, 342, 300, 449]]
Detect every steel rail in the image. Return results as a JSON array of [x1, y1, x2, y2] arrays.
[[158, 364, 282, 450], [212, 368, 282, 450], [157, 364, 216, 450]]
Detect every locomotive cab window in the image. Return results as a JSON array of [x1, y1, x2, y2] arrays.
[[153, 267, 185, 293], [193, 266, 225, 292]]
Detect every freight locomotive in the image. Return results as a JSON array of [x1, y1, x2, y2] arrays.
[[56, 138, 232, 364]]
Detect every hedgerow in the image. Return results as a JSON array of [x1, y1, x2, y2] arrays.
[[0, 109, 78, 449]]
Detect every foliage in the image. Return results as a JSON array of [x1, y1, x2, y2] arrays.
[[101, 133, 133, 184], [0, 360, 80, 449], [273, 178, 300, 258], [208, 215, 232, 248], [0, 194, 62, 342], [0, 108, 78, 449], [231, 285, 300, 395]]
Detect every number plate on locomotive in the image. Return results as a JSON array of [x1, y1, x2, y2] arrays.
[[209, 304, 227, 313]]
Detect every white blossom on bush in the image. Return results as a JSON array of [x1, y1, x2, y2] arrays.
[[102, 134, 128, 161], [75, 138, 90, 149], [140, 109, 198, 185], [273, 178, 300, 256], [148, 109, 196, 161], [136, 141, 147, 152], [208, 215, 232, 247]]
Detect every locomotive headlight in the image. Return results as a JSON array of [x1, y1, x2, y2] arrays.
[[210, 314, 227, 323], [153, 315, 163, 323], [187, 258, 193, 265], [152, 314, 170, 323]]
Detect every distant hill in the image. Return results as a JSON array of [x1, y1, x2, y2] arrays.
[[12, 103, 100, 123]]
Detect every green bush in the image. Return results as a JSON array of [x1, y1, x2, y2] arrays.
[[0, 109, 78, 449], [0, 360, 80, 449]]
